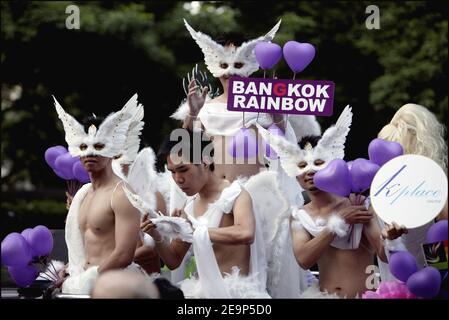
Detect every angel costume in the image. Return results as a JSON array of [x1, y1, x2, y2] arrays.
[[169, 19, 319, 297], [259, 106, 407, 297], [179, 171, 295, 299], [54, 94, 150, 294]]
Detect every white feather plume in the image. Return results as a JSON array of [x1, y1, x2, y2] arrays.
[[116, 94, 145, 164], [53, 96, 87, 156], [257, 123, 303, 177], [315, 105, 352, 160], [184, 19, 281, 77]]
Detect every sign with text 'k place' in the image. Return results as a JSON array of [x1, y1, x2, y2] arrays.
[[371, 155, 448, 229], [227, 76, 335, 116]]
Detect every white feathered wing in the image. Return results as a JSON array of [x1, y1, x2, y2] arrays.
[[243, 171, 302, 297], [124, 148, 193, 245]]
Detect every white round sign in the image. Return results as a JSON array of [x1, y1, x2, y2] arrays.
[[370, 154, 448, 229]]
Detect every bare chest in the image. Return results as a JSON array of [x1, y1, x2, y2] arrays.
[[78, 190, 115, 234]]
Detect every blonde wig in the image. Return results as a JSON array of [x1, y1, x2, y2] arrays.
[[378, 103, 447, 173]]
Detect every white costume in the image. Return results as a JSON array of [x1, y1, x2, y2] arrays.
[[54, 94, 153, 294], [179, 179, 270, 298]]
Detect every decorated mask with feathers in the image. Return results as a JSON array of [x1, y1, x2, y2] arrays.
[[184, 19, 282, 78], [257, 105, 353, 177]]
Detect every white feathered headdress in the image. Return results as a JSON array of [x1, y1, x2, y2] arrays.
[[184, 19, 281, 78], [258, 105, 353, 177], [54, 94, 143, 158]]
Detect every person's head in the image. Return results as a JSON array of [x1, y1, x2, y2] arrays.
[[53, 94, 140, 173], [158, 129, 214, 196], [257, 106, 353, 194], [91, 270, 160, 299], [378, 103, 448, 173], [214, 32, 250, 84], [79, 115, 112, 173], [296, 135, 323, 192], [183, 19, 281, 80]]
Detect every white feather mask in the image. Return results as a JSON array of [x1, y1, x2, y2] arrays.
[[184, 19, 281, 78], [257, 105, 353, 177], [54, 94, 142, 158]]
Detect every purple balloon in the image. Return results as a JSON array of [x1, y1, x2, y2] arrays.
[[28, 226, 53, 257], [389, 251, 419, 282], [53, 168, 73, 180], [406, 267, 441, 298], [44, 146, 68, 169], [21, 228, 38, 258], [264, 124, 285, 159], [346, 160, 354, 171], [254, 42, 283, 70], [228, 128, 258, 159], [283, 41, 316, 73], [368, 138, 404, 167], [1, 233, 32, 267], [426, 220, 448, 243], [72, 160, 90, 183], [314, 159, 352, 197], [54, 152, 78, 180], [349, 158, 380, 193], [8, 264, 39, 287]]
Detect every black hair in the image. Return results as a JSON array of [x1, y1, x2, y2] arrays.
[[158, 129, 215, 171], [153, 278, 185, 299], [215, 32, 249, 47], [81, 115, 105, 133], [298, 135, 321, 149]]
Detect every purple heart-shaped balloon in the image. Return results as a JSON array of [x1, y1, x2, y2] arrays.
[[72, 160, 90, 183], [254, 42, 282, 70], [228, 127, 258, 159], [368, 138, 404, 167], [44, 145, 68, 169], [426, 220, 448, 243], [349, 158, 380, 193], [314, 159, 352, 197], [264, 124, 285, 159], [283, 41, 316, 73], [406, 267, 441, 299], [389, 251, 419, 282], [54, 152, 79, 180]]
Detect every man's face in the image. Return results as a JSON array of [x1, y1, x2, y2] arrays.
[[81, 155, 111, 173], [297, 168, 319, 192], [166, 153, 208, 196]]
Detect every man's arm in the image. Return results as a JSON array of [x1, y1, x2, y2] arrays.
[[141, 209, 191, 270], [363, 207, 408, 263], [133, 191, 167, 269], [290, 217, 335, 270], [97, 185, 140, 273], [207, 190, 255, 245]]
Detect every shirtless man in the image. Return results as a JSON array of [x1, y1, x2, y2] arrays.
[[77, 146, 140, 273], [291, 139, 407, 298], [53, 96, 145, 294], [258, 106, 407, 298], [141, 130, 269, 298]]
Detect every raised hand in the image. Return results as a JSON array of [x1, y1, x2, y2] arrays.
[[187, 79, 209, 116], [141, 213, 162, 241], [381, 221, 408, 240]]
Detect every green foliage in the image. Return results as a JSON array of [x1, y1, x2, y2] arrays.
[[1, 1, 447, 192], [2, 199, 66, 216]]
